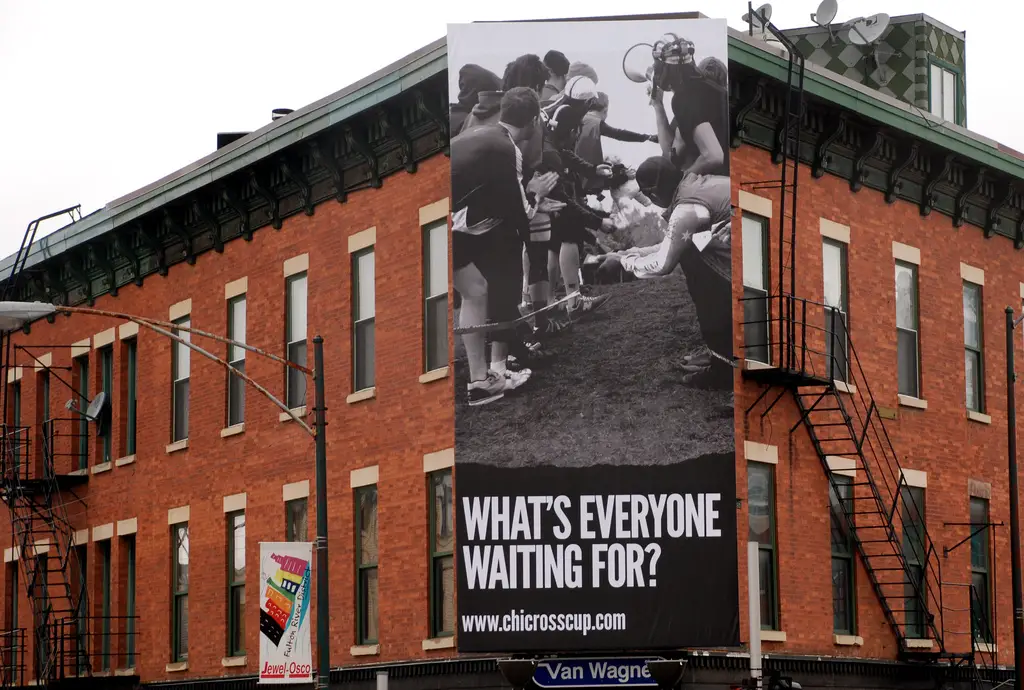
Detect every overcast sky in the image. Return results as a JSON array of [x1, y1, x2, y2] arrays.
[[0, 0, 1010, 261]]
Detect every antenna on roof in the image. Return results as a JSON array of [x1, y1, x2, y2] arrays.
[[841, 13, 899, 86], [811, 0, 839, 42], [742, 3, 773, 39]]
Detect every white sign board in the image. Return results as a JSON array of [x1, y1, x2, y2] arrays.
[[258, 542, 313, 684]]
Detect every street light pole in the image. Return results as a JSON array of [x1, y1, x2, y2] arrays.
[[1006, 307, 1024, 690], [313, 335, 331, 690]]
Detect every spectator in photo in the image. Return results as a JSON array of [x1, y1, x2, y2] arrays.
[[451, 87, 560, 406], [567, 61, 599, 84], [575, 91, 658, 194], [450, 63, 502, 136], [541, 50, 571, 102]]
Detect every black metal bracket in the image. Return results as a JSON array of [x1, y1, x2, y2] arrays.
[[985, 180, 1013, 238], [137, 221, 169, 276], [311, 139, 346, 204], [221, 184, 251, 241], [344, 123, 382, 189], [163, 208, 195, 265], [66, 250, 93, 306], [113, 226, 144, 287], [812, 112, 845, 179], [88, 241, 117, 297], [249, 169, 281, 230], [414, 88, 450, 155], [192, 198, 223, 253], [378, 107, 417, 174], [920, 152, 955, 217], [886, 140, 919, 204], [732, 78, 765, 150], [954, 166, 985, 228], [280, 156, 315, 216], [850, 128, 883, 193]]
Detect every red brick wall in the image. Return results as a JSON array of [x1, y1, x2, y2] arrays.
[[0, 143, 1019, 683]]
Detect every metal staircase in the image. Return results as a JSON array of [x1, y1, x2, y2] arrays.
[[736, 6, 988, 675], [0, 208, 93, 687]]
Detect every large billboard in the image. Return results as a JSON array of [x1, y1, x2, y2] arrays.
[[448, 17, 739, 652]]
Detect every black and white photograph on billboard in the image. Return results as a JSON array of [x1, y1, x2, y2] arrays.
[[448, 15, 739, 654]]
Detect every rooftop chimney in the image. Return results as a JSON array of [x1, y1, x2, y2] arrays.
[[272, 108, 294, 121], [216, 132, 250, 150]]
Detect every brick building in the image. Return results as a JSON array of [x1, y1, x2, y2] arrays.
[[0, 11, 1022, 690]]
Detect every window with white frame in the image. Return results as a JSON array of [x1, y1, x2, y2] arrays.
[[895, 261, 920, 398], [742, 213, 770, 363], [929, 63, 958, 123], [963, 281, 984, 412]]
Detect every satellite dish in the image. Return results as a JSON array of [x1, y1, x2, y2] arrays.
[[846, 13, 890, 46], [870, 44, 903, 86], [742, 3, 773, 34], [812, 0, 838, 25], [85, 392, 107, 421], [811, 0, 839, 42], [65, 392, 111, 437]]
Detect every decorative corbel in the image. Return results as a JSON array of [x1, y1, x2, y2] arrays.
[[310, 139, 346, 204], [954, 166, 985, 228], [137, 220, 169, 276], [192, 198, 223, 253], [113, 226, 143, 287], [920, 152, 955, 217], [850, 128, 883, 193], [344, 123, 382, 189], [163, 208, 195, 265], [1016, 212, 1024, 250], [89, 241, 118, 297], [731, 78, 764, 150], [811, 112, 846, 179], [377, 107, 417, 174], [221, 185, 251, 241], [66, 251, 93, 306], [985, 180, 1013, 239], [414, 88, 450, 155], [249, 169, 281, 230], [280, 156, 315, 216], [886, 141, 919, 204]]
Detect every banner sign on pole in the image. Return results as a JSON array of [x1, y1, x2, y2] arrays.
[[258, 542, 313, 684]]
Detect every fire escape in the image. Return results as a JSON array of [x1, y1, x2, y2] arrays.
[[738, 8, 998, 689], [0, 209, 132, 688]]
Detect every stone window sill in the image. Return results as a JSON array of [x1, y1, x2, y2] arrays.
[[222, 656, 247, 667], [166, 661, 188, 673], [744, 359, 773, 371], [115, 455, 136, 467], [221, 424, 245, 438], [115, 667, 137, 676], [419, 367, 450, 384], [898, 395, 928, 410], [834, 634, 863, 646], [834, 380, 857, 395], [975, 642, 997, 654], [279, 407, 306, 423], [166, 439, 188, 454], [905, 638, 934, 650], [422, 636, 455, 650], [91, 462, 112, 475], [68, 468, 88, 477], [760, 630, 787, 642], [968, 410, 992, 425], [347, 388, 376, 404], [350, 644, 380, 656]]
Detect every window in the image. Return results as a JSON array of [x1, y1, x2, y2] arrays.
[[742, 213, 770, 363], [32, 555, 49, 680], [9, 382, 20, 475], [171, 319, 190, 442], [970, 497, 992, 644], [963, 282, 984, 412], [99, 540, 111, 671], [285, 498, 308, 542], [355, 485, 378, 644], [123, 535, 136, 669], [895, 262, 920, 398], [929, 62, 958, 123], [100, 346, 113, 463], [822, 239, 849, 382], [73, 544, 87, 674], [423, 221, 449, 373], [353, 250, 376, 392], [40, 370, 51, 467], [901, 485, 927, 638], [285, 274, 308, 409], [74, 355, 89, 469], [227, 295, 246, 427], [429, 470, 454, 637], [748, 463, 779, 630], [6, 562, 17, 632], [830, 475, 856, 634], [124, 339, 137, 456], [227, 511, 246, 657], [171, 523, 189, 662]]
